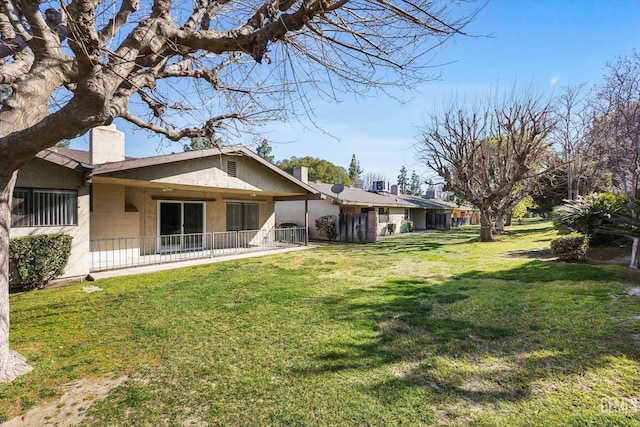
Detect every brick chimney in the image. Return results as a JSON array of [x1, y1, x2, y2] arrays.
[[90, 124, 125, 164], [293, 166, 308, 183]]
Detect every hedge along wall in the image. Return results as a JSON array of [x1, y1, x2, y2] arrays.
[[9, 234, 73, 290]]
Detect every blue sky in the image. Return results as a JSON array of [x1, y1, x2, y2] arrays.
[[71, 0, 640, 185]]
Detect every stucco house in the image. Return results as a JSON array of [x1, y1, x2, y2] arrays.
[[275, 167, 416, 239], [10, 125, 320, 281], [400, 191, 479, 230]]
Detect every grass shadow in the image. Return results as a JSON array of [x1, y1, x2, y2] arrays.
[[295, 259, 640, 410]]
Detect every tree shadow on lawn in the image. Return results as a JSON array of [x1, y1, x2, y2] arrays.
[[293, 260, 640, 410]]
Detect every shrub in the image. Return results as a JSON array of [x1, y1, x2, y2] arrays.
[[550, 234, 588, 262], [356, 224, 365, 243], [401, 221, 413, 233], [9, 233, 72, 290], [315, 215, 338, 241], [387, 223, 396, 234], [552, 193, 625, 236]]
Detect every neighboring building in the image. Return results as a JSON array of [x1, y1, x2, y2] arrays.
[[400, 193, 478, 230], [276, 168, 479, 238], [276, 167, 416, 239], [10, 125, 320, 281]]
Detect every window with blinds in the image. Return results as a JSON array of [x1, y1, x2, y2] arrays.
[[226, 202, 258, 231], [11, 188, 78, 227], [378, 207, 390, 223]]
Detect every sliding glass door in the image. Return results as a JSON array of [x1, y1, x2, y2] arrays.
[[158, 201, 205, 252]]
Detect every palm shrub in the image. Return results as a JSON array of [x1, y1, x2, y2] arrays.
[[601, 198, 640, 238], [9, 233, 72, 290], [552, 193, 625, 244]]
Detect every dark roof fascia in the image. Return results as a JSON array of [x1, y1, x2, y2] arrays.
[[400, 194, 477, 211], [35, 149, 87, 173], [334, 199, 415, 208], [305, 182, 415, 208]]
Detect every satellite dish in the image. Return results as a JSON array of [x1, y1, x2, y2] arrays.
[[330, 184, 344, 204], [330, 183, 344, 196]]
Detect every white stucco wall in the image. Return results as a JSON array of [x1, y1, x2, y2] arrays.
[[12, 159, 91, 280], [378, 208, 407, 235], [410, 209, 427, 230], [103, 154, 304, 195], [275, 199, 339, 239]]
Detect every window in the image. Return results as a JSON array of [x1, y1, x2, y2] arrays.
[[11, 188, 78, 227], [378, 207, 389, 223], [226, 202, 258, 231], [158, 201, 205, 252], [404, 209, 410, 220]]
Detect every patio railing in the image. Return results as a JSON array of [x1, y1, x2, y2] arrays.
[[90, 227, 308, 272]]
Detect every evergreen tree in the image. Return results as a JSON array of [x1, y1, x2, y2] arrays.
[[55, 140, 71, 148], [183, 136, 221, 151], [256, 139, 275, 163], [409, 170, 423, 195], [348, 154, 364, 188], [397, 166, 409, 193]]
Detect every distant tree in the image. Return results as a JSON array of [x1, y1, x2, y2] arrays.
[[397, 166, 409, 193], [531, 166, 569, 217], [348, 154, 364, 188], [256, 139, 275, 163], [418, 91, 556, 242], [183, 136, 221, 152], [511, 196, 537, 224], [55, 140, 70, 148], [362, 172, 389, 192], [553, 84, 598, 199], [277, 157, 351, 185], [590, 50, 640, 268], [409, 171, 423, 196]]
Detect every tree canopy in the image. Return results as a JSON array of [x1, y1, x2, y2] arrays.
[[418, 91, 556, 241], [277, 156, 351, 185], [183, 136, 221, 151]]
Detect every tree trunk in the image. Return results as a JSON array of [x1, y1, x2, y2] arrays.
[[630, 237, 639, 269], [0, 171, 33, 382], [479, 208, 495, 242], [495, 213, 505, 234]]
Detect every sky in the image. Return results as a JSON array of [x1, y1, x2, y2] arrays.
[[70, 0, 640, 186]]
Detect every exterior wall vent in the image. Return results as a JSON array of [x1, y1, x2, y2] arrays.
[[227, 160, 237, 177]]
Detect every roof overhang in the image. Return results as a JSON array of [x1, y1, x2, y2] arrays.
[[35, 150, 88, 173], [274, 193, 327, 201]]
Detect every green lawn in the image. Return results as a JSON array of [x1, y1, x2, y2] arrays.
[[2, 219, 639, 426]]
